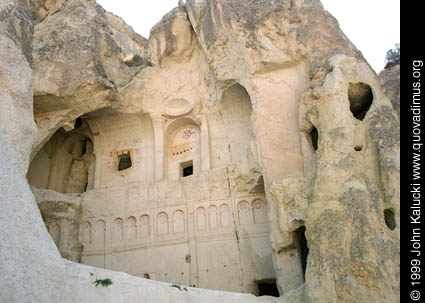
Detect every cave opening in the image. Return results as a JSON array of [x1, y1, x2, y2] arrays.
[[295, 226, 309, 280], [310, 127, 318, 151], [348, 82, 373, 121], [384, 208, 396, 230], [257, 280, 279, 297], [27, 118, 95, 194]]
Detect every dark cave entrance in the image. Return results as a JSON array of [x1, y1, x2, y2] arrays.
[[295, 226, 309, 280], [257, 280, 279, 297]]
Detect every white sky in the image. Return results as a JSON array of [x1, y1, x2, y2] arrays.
[[97, 0, 400, 73]]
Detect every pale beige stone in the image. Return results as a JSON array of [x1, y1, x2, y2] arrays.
[[1, 0, 399, 302], [378, 62, 400, 118]]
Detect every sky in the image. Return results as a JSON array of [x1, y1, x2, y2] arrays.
[[97, 0, 400, 73]]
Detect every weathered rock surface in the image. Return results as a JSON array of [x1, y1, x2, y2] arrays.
[[378, 62, 400, 118], [0, 0, 38, 174], [33, 187, 83, 262], [302, 55, 400, 303], [1, 0, 399, 302], [30, 0, 149, 160]]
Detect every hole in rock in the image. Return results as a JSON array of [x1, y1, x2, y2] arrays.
[[181, 160, 193, 177], [310, 127, 318, 151], [81, 139, 88, 157], [117, 152, 132, 171], [27, 121, 95, 194], [384, 208, 396, 230], [144, 273, 150, 279], [74, 117, 83, 129], [348, 82, 373, 121], [295, 226, 309, 280], [257, 281, 279, 297], [354, 145, 363, 151]]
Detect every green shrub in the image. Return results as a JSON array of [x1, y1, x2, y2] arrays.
[[385, 43, 400, 67], [170, 284, 188, 291], [93, 278, 113, 287]]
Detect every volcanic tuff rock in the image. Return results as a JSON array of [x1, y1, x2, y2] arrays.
[[378, 62, 400, 118], [0, 0, 399, 302]]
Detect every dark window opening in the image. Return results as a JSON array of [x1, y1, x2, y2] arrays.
[[257, 281, 279, 297], [310, 127, 318, 151], [183, 166, 193, 176], [81, 139, 87, 156], [117, 152, 132, 171], [181, 160, 193, 177], [295, 226, 309, 280], [74, 117, 83, 129], [384, 208, 396, 230], [354, 145, 363, 152], [348, 82, 373, 121]]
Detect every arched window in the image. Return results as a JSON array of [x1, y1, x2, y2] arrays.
[[163, 118, 201, 180]]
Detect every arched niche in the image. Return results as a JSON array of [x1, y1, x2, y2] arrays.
[[252, 199, 267, 224], [173, 210, 185, 234], [208, 205, 218, 230], [210, 84, 256, 168], [238, 200, 252, 225], [94, 220, 105, 248], [157, 212, 169, 236], [163, 118, 201, 180], [80, 221, 92, 245], [127, 216, 137, 240], [112, 218, 124, 242], [27, 118, 96, 194], [195, 207, 206, 231], [140, 214, 150, 238], [219, 204, 230, 228]]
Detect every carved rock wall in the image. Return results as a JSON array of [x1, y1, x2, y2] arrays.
[[378, 62, 400, 118], [1, 0, 400, 302]]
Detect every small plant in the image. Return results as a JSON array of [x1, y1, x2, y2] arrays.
[[170, 284, 181, 290], [170, 284, 188, 291], [93, 278, 113, 287], [384, 43, 400, 68]]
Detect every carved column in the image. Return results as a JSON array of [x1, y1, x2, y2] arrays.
[[151, 113, 164, 180], [200, 114, 211, 171]]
